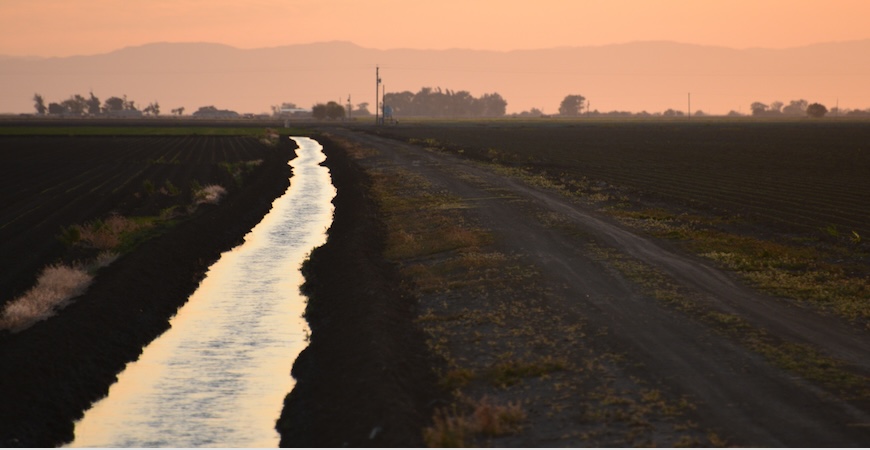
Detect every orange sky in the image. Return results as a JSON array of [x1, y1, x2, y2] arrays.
[[2, 0, 869, 57]]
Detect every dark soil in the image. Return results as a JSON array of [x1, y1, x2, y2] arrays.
[[275, 134, 441, 447], [0, 136, 296, 447]]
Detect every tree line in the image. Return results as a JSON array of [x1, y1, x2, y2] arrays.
[[751, 99, 870, 118], [383, 87, 507, 117], [32, 92, 178, 117]]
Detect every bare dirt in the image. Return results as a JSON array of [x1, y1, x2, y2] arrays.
[[311, 127, 870, 447]]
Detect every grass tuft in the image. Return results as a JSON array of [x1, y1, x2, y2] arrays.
[[423, 397, 526, 447], [194, 184, 228, 205], [0, 264, 93, 332]]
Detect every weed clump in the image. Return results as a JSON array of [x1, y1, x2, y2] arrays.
[[194, 184, 228, 205], [0, 264, 93, 332], [423, 397, 526, 447]]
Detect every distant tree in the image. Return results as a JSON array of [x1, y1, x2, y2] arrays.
[[104, 96, 125, 112], [87, 92, 101, 115], [194, 105, 217, 114], [61, 94, 88, 116], [515, 107, 544, 117], [479, 92, 507, 117], [33, 93, 46, 115], [769, 101, 784, 113], [171, 107, 185, 116], [750, 102, 768, 116], [806, 103, 828, 118], [191, 105, 238, 118], [48, 102, 66, 115], [143, 102, 160, 116], [559, 94, 586, 116], [325, 101, 346, 120], [662, 108, 685, 117], [782, 99, 808, 116], [311, 103, 328, 120], [727, 110, 743, 117], [354, 102, 371, 116], [123, 95, 137, 111], [693, 110, 706, 117]]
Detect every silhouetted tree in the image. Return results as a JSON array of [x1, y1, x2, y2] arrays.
[[48, 102, 65, 115], [123, 95, 137, 111], [325, 101, 345, 120], [143, 102, 160, 116], [61, 94, 88, 116], [354, 102, 371, 116], [782, 99, 808, 116], [750, 102, 768, 116], [383, 87, 506, 117], [770, 101, 784, 113], [171, 107, 185, 116], [104, 96, 125, 112], [479, 93, 507, 117], [33, 93, 46, 115], [559, 94, 586, 116], [806, 103, 828, 118], [311, 103, 328, 120], [87, 92, 101, 115]]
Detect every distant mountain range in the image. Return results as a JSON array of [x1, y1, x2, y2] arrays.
[[2, 40, 869, 115]]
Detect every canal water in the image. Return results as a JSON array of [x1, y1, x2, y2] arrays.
[[69, 137, 334, 447]]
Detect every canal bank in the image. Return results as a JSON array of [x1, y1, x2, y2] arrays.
[[276, 133, 440, 447]]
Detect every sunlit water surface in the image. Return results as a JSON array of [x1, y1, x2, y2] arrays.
[[69, 137, 334, 448]]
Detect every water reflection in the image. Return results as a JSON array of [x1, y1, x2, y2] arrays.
[[70, 137, 334, 447]]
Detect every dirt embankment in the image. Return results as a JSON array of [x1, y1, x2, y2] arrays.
[[276, 134, 440, 447], [0, 137, 296, 447]]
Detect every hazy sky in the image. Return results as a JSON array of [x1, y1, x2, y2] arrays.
[[2, 0, 869, 57]]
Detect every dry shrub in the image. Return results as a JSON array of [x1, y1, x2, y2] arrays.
[[0, 264, 93, 332], [77, 214, 146, 250], [91, 251, 120, 269], [423, 397, 526, 447], [194, 184, 228, 205]]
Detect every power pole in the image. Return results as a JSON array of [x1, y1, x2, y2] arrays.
[[347, 94, 352, 121], [375, 66, 381, 125]]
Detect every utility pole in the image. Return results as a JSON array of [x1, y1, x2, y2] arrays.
[[375, 66, 381, 125], [347, 94, 352, 121]]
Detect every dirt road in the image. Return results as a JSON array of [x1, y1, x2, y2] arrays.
[[328, 127, 870, 447]]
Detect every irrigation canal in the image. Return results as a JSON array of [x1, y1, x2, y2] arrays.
[[69, 137, 335, 447]]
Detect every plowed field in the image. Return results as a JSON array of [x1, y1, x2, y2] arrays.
[[378, 120, 870, 239], [0, 135, 274, 307]]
